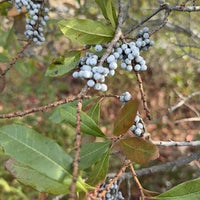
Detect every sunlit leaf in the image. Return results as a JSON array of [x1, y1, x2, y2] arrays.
[[45, 51, 81, 77], [5, 159, 70, 194], [0, 124, 72, 181], [113, 99, 139, 136], [156, 178, 200, 200], [120, 137, 159, 164], [59, 18, 114, 44], [87, 151, 110, 185], [79, 141, 111, 170], [6, 159, 91, 194]]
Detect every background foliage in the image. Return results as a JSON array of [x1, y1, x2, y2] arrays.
[[0, 0, 200, 199]]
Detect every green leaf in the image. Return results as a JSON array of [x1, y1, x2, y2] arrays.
[[45, 51, 81, 77], [50, 106, 105, 137], [0, 124, 72, 181], [79, 141, 111, 170], [95, 0, 117, 28], [156, 178, 200, 200], [5, 159, 91, 194], [120, 137, 159, 164], [87, 151, 110, 185], [59, 18, 114, 45], [49, 98, 96, 123], [5, 159, 70, 194], [113, 99, 139, 136], [87, 102, 100, 124]]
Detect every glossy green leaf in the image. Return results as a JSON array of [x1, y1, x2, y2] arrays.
[[95, 0, 117, 28], [59, 18, 114, 45], [50, 106, 105, 137], [113, 99, 139, 136], [0, 124, 72, 181], [120, 137, 159, 164], [45, 51, 81, 77], [87, 151, 110, 185], [79, 141, 111, 170], [87, 102, 100, 124], [156, 178, 200, 200]]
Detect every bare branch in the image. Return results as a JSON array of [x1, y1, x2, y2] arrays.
[[135, 72, 151, 120], [175, 117, 200, 124], [0, 41, 32, 77], [126, 3, 200, 36], [69, 97, 83, 200], [152, 140, 200, 146], [125, 5, 167, 35], [0, 95, 90, 119], [168, 90, 200, 113], [108, 150, 200, 179], [129, 163, 144, 200]]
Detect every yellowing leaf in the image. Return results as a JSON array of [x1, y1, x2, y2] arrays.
[[113, 99, 139, 136], [120, 137, 159, 164]]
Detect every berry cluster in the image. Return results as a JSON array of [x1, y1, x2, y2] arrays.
[[114, 41, 147, 72], [97, 181, 124, 200], [136, 27, 154, 51], [119, 92, 132, 103], [73, 46, 111, 92], [72, 27, 153, 92], [12, 0, 49, 45], [130, 114, 144, 137]]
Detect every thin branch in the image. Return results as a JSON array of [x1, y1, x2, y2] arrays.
[[135, 72, 151, 120], [0, 95, 90, 119], [129, 162, 144, 200], [175, 117, 200, 124], [0, 41, 32, 77], [107, 150, 200, 179], [152, 140, 200, 146], [68, 97, 83, 200], [125, 4, 167, 35], [150, 9, 170, 35], [170, 5, 200, 12], [125, 3, 200, 36], [168, 90, 200, 113]]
